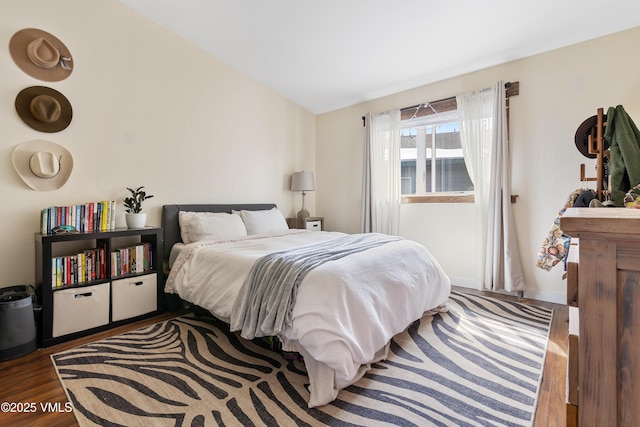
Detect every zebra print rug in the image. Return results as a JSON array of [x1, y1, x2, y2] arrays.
[[51, 291, 552, 426]]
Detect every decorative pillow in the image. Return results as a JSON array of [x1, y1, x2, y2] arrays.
[[179, 211, 247, 244], [239, 208, 289, 235]]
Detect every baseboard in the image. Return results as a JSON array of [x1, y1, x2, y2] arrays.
[[522, 290, 566, 305], [449, 277, 478, 289], [450, 277, 566, 305]]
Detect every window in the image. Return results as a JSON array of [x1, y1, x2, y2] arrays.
[[400, 111, 473, 196]]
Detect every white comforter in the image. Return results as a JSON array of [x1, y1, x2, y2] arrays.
[[165, 229, 451, 407]]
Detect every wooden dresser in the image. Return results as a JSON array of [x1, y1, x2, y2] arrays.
[[560, 208, 640, 426]]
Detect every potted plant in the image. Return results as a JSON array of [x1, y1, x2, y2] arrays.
[[123, 186, 154, 228]]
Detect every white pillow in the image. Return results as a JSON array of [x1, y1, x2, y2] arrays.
[[239, 208, 289, 235], [179, 211, 247, 244], [178, 211, 197, 244]]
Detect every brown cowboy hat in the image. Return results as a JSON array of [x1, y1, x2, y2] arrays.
[[575, 114, 608, 158], [9, 28, 73, 82], [12, 140, 73, 191], [15, 86, 73, 133]]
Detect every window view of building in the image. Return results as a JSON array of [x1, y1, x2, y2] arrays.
[[401, 121, 473, 195]]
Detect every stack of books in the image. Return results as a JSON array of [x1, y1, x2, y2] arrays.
[[41, 201, 116, 234], [111, 243, 153, 277], [50, 242, 154, 288], [51, 244, 107, 288]]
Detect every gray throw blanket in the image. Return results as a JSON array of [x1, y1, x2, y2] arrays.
[[230, 233, 401, 339]]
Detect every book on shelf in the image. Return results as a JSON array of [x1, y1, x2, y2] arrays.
[[40, 201, 117, 234], [49, 241, 153, 288], [111, 242, 153, 277], [51, 246, 107, 288]]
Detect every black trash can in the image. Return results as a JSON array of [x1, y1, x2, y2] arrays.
[[0, 285, 38, 361]]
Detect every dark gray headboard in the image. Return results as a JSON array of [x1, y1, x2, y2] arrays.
[[161, 204, 277, 261]]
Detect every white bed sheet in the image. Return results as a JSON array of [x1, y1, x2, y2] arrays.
[[165, 229, 451, 407]]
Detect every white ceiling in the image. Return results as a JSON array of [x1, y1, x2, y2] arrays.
[[119, 0, 640, 114]]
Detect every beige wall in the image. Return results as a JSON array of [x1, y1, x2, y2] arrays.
[[316, 26, 640, 303], [3, 1, 639, 304], [1, 0, 316, 288]]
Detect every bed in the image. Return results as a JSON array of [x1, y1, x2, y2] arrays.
[[162, 204, 451, 407]]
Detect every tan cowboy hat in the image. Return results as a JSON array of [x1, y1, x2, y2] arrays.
[[9, 28, 73, 82], [15, 86, 73, 133], [12, 140, 73, 191]]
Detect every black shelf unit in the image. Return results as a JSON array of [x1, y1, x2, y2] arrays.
[[35, 227, 163, 347]]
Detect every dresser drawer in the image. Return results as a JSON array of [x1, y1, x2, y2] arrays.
[[306, 220, 322, 231], [566, 239, 579, 306], [567, 306, 579, 405]]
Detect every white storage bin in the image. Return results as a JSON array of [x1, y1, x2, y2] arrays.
[[306, 220, 322, 231], [53, 283, 109, 338], [112, 273, 157, 322]]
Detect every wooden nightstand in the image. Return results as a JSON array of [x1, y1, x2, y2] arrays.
[[287, 217, 324, 231]]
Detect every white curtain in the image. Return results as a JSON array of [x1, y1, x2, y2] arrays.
[[456, 81, 525, 292], [361, 110, 401, 235]]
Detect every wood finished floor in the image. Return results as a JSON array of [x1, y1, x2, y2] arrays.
[[0, 287, 568, 427]]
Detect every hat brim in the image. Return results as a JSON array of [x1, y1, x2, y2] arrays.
[[12, 140, 73, 191], [9, 28, 73, 82], [15, 86, 73, 133], [575, 114, 609, 158]]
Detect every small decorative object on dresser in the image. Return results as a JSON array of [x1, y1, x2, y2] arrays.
[[286, 216, 324, 231], [123, 186, 154, 228]]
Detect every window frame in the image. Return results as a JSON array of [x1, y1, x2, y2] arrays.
[[398, 81, 519, 204], [400, 108, 473, 201]]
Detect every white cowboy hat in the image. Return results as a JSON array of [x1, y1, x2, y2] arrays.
[[12, 140, 73, 191]]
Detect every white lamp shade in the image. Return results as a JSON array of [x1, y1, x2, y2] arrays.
[[291, 171, 315, 192]]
